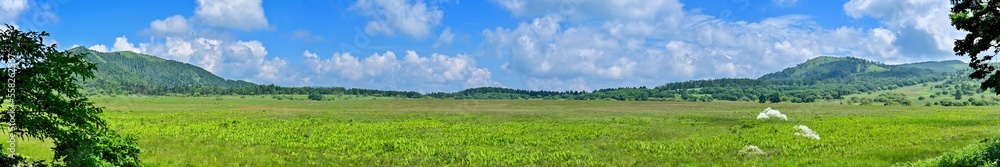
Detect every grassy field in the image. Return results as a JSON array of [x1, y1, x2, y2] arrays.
[[842, 80, 1000, 106], [7, 96, 1000, 166]]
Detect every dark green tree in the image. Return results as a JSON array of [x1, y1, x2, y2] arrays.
[[0, 25, 140, 166], [955, 89, 963, 100], [308, 92, 325, 101], [768, 93, 781, 103], [950, 0, 1000, 94]]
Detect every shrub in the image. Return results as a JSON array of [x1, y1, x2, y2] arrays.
[[308, 93, 325, 101], [904, 138, 1000, 166]]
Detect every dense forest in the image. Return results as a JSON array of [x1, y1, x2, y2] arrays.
[[73, 47, 978, 103], [72, 47, 255, 94]]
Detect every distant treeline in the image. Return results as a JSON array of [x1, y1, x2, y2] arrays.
[[91, 84, 425, 98], [85, 70, 950, 103]]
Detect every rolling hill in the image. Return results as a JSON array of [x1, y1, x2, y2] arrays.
[[646, 56, 971, 103], [69, 47, 255, 94], [658, 56, 963, 90], [759, 56, 965, 82], [896, 60, 967, 73], [758, 56, 889, 81]]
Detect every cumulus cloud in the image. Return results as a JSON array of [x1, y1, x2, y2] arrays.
[[352, 0, 443, 38], [483, 15, 640, 84], [794, 125, 820, 140], [111, 0, 290, 84], [0, 0, 27, 23], [112, 36, 142, 53], [105, 0, 496, 91], [301, 50, 499, 91], [525, 77, 589, 91], [481, 0, 939, 90], [88, 44, 108, 52], [95, 33, 291, 85], [433, 27, 454, 48], [146, 15, 190, 36], [136, 37, 291, 84], [843, 0, 963, 58], [194, 0, 269, 30], [491, 0, 684, 21], [112, 36, 498, 92]]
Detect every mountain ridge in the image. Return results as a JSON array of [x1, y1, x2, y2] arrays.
[[758, 56, 965, 81], [69, 47, 255, 94]]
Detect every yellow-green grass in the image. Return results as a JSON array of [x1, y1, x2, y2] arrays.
[[0, 135, 53, 162], [843, 81, 1000, 106], [10, 96, 1000, 166]]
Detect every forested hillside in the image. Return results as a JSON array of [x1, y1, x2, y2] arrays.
[[71, 47, 255, 94], [650, 56, 964, 103]]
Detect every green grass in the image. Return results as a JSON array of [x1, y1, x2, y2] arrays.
[[843, 81, 1000, 106], [866, 64, 889, 72], [903, 137, 1000, 166], [9, 96, 1000, 166]]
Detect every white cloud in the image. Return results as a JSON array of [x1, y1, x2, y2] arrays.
[[433, 27, 454, 48], [104, 31, 289, 84], [844, 0, 963, 58], [480, 0, 941, 90], [491, 0, 684, 22], [137, 37, 292, 84], [101, 0, 297, 87], [112, 36, 142, 53], [0, 0, 27, 23], [664, 41, 697, 77], [352, 0, 443, 39], [255, 57, 287, 82], [525, 77, 589, 91], [483, 15, 640, 83], [301, 50, 499, 91], [147, 15, 190, 36], [88, 44, 108, 52], [292, 29, 325, 42], [194, 0, 269, 30]]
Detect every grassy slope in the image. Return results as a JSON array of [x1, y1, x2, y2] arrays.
[[842, 80, 1000, 106], [4, 96, 991, 166], [895, 60, 967, 73]]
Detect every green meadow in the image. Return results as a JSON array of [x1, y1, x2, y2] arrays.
[[6, 96, 1000, 166]]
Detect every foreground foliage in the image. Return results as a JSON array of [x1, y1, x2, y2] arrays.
[[950, 0, 1000, 94], [0, 25, 140, 166], [904, 137, 1000, 166]]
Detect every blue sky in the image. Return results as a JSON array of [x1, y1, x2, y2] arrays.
[[1, 0, 964, 92]]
